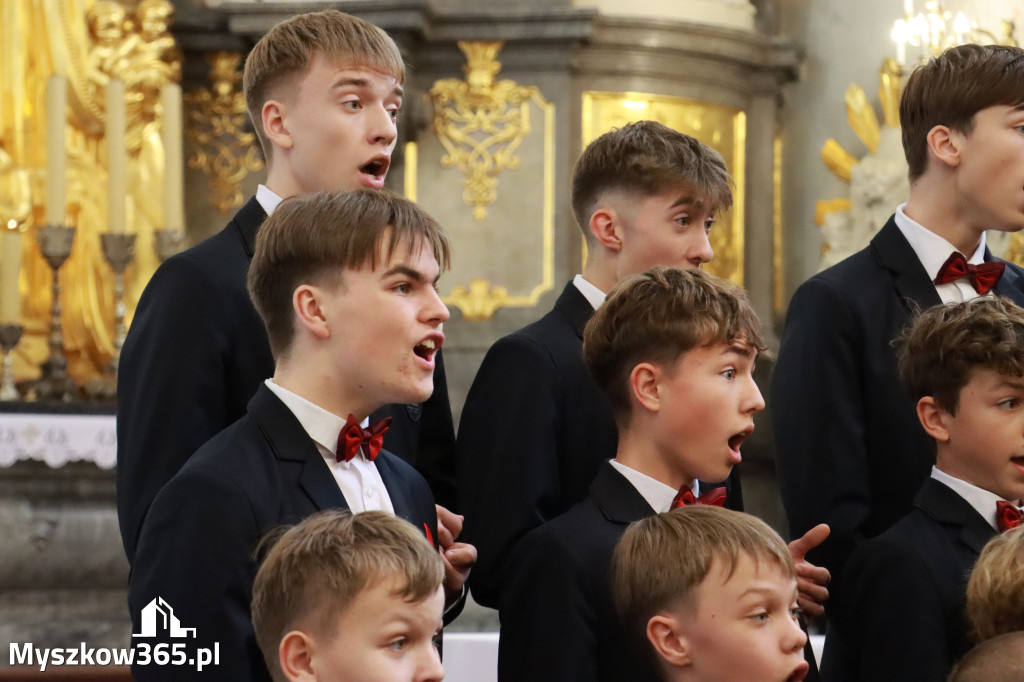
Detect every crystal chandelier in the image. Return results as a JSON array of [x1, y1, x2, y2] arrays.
[[891, 1, 1017, 70]]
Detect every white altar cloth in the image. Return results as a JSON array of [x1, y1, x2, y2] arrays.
[[0, 412, 116, 469]]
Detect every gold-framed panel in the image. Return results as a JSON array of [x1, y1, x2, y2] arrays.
[[405, 88, 555, 321], [581, 91, 746, 285]]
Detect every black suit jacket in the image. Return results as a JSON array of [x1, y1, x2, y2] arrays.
[[117, 197, 456, 563], [497, 462, 662, 682], [457, 281, 745, 608], [771, 217, 1024, 615], [128, 385, 438, 682], [820, 478, 996, 682]]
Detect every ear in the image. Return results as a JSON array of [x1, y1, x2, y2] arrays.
[[263, 98, 293, 151], [630, 362, 662, 414], [916, 396, 951, 442], [925, 124, 961, 171], [293, 284, 331, 340], [589, 206, 622, 253], [647, 614, 691, 667], [279, 631, 316, 682]]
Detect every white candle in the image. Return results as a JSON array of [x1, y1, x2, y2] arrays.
[[161, 83, 184, 230], [106, 78, 127, 233], [0, 222, 21, 324], [45, 75, 67, 225], [904, 0, 913, 17]]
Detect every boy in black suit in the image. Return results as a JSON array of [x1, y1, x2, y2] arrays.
[[772, 43, 1024, 617], [252, 510, 445, 682], [613, 506, 809, 682], [497, 266, 829, 682], [128, 190, 475, 682], [117, 9, 459, 566], [458, 121, 741, 609], [821, 297, 1024, 682]]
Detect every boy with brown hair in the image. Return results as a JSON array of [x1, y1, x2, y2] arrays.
[[118, 9, 459, 567], [966, 526, 1024, 642], [948, 632, 1024, 682], [252, 510, 445, 682], [458, 121, 743, 610], [497, 266, 828, 682], [821, 296, 1024, 681], [773, 43, 1024, 620], [612, 506, 809, 682], [129, 190, 474, 682]]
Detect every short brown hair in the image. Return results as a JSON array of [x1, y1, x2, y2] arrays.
[[966, 527, 1024, 643], [897, 297, 1024, 414], [900, 43, 1024, 180], [948, 632, 1024, 682], [612, 506, 795, 670], [583, 266, 764, 425], [243, 9, 405, 160], [247, 189, 451, 358], [570, 120, 733, 240], [251, 510, 444, 682]]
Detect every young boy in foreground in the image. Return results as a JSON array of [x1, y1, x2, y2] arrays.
[[252, 510, 445, 682], [497, 266, 828, 682], [966, 526, 1024, 642], [613, 506, 809, 682], [821, 297, 1024, 681], [948, 632, 1024, 682], [129, 190, 473, 682]]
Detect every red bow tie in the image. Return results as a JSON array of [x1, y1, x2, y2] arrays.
[[337, 415, 392, 462], [672, 486, 727, 510], [996, 500, 1023, 532], [934, 252, 1005, 295]]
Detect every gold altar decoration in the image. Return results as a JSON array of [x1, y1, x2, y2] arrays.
[[581, 92, 746, 286], [0, 0, 181, 384], [427, 41, 541, 221], [184, 52, 265, 213], [891, 1, 1017, 70]]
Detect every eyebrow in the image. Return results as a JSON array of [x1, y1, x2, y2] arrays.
[[670, 195, 709, 211], [723, 342, 757, 359], [995, 379, 1024, 391], [333, 76, 404, 99], [382, 264, 440, 286]]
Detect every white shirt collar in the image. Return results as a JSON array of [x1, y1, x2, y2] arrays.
[[609, 459, 699, 513], [573, 274, 606, 311], [264, 379, 370, 460], [256, 184, 285, 217], [894, 203, 987, 279], [930, 466, 1014, 532]]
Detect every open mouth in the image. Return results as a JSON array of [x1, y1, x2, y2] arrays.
[[413, 334, 443, 363], [785, 661, 809, 682], [728, 426, 754, 457], [359, 156, 390, 183]]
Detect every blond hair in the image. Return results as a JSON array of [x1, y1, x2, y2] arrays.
[[613, 506, 795, 669], [251, 510, 443, 682], [966, 526, 1024, 642], [242, 9, 405, 160]]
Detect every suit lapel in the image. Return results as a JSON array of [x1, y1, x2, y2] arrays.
[[915, 477, 997, 555], [248, 385, 349, 511], [988, 249, 1024, 305], [232, 196, 268, 258], [590, 462, 657, 525], [871, 217, 942, 312], [553, 281, 597, 340]]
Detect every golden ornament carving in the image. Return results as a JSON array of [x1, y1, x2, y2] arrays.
[[446, 278, 511, 322], [427, 41, 541, 221], [184, 52, 264, 213]]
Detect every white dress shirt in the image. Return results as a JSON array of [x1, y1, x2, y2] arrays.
[[894, 203, 989, 304], [609, 459, 699, 513], [573, 274, 607, 311], [930, 466, 1017, 532], [265, 379, 394, 514], [255, 184, 284, 217]]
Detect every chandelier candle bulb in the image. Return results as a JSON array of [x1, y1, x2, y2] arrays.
[[161, 82, 184, 231], [106, 78, 127, 234], [0, 221, 20, 324], [45, 75, 67, 225]]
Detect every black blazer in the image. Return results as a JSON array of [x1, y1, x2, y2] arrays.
[[117, 197, 456, 563], [457, 281, 745, 608], [128, 385, 438, 682], [771, 217, 1024, 615], [820, 478, 996, 682], [496, 462, 662, 682]]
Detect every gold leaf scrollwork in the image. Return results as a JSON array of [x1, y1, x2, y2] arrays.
[[184, 52, 264, 213], [427, 41, 538, 221], [446, 278, 510, 322]]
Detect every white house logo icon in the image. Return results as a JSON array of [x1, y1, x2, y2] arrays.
[[133, 598, 197, 638]]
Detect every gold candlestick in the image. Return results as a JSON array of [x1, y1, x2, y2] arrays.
[[0, 322, 23, 401], [86, 233, 136, 400], [35, 224, 77, 401], [154, 228, 185, 262]]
